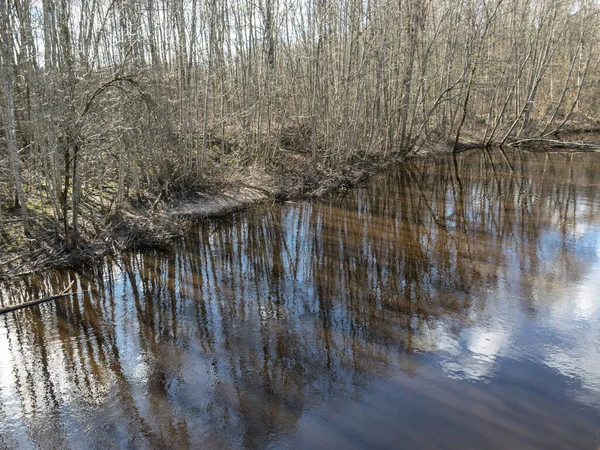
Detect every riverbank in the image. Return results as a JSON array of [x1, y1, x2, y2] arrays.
[[2, 130, 599, 280], [0, 145, 414, 280]]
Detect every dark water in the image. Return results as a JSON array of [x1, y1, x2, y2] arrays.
[[1, 149, 600, 449]]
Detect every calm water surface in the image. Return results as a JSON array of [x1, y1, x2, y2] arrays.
[[1, 148, 600, 449]]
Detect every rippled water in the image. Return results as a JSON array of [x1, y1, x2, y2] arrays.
[[1, 148, 600, 449]]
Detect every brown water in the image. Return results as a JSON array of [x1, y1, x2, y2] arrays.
[[1, 148, 600, 449]]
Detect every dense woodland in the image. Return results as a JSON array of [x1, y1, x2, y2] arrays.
[[1, 0, 600, 254]]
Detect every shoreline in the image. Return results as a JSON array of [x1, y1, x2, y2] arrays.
[[0, 146, 414, 280], [2, 134, 598, 281]]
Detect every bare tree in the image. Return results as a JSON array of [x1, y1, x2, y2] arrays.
[[1, 0, 29, 232], [1, 0, 600, 251]]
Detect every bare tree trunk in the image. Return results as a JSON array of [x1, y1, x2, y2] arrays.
[[399, 0, 417, 152], [1, 0, 29, 233]]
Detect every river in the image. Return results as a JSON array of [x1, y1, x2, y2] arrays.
[[1, 148, 599, 449]]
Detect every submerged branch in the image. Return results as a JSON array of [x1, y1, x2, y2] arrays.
[[0, 282, 76, 315]]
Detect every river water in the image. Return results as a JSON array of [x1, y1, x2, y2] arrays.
[[1, 148, 600, 449]]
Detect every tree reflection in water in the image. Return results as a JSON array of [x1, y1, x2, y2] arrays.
[[1, 148, 599, 449]]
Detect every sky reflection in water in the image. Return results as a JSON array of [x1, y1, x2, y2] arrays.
[[1, 148, 600, 449]]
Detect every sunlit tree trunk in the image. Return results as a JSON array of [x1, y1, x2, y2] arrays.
[[1, 0, 29, 232]]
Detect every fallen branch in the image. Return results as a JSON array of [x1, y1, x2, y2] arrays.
[[0, 281, 76, 315], [0, 253, 24, 267], [508, 138, 600, 150]]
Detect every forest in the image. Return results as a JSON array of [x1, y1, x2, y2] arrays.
[[1, 0, 599, 273]]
